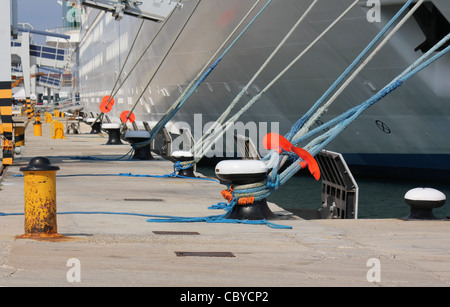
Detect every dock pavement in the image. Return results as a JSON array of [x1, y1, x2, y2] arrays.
[[0, 118, 449, 288]]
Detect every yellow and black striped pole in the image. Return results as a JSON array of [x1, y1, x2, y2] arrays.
[[0, 81, 14, 165], [33, 111, 42, 136], [14, 126, 25, 147], [26, 97, 33, 121], [0, 0, 13, 166]]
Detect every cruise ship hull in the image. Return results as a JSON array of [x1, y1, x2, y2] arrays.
[[77, 0, 450, 181]]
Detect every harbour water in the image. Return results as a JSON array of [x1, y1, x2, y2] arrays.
[[198, 166, 450, 219], [270, 174, 450, 219]]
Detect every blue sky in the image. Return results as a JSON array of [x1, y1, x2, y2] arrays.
[[16, 0, 63, 32]]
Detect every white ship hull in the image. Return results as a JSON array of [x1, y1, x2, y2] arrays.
[[77, 0, 450, 180]]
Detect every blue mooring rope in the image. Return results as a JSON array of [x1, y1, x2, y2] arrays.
[[70, 148, 135, 161], [7, 163, 291, 228], [145, 199, 292, 229], [0, 199, 292, 229], [12, 161, 220, 182]]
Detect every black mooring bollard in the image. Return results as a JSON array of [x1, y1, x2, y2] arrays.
[[102, 123, 123, 145], [404, 187, 446, 220], [171, 151, 196, 177], [215, 160, 275, 220], [124, 131, 153, 160], [86, 118, 101, 134]]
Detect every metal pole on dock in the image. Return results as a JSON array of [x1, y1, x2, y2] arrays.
[[0, 0, 14, 166]]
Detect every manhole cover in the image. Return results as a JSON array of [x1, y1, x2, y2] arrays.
[[175, 251, 235, 257], [153, 231, 200, 235]]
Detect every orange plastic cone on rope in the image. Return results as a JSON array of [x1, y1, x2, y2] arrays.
[[100, 96, 115, 113], [120, 111, 135, 124], [263, 133, 320, 180]]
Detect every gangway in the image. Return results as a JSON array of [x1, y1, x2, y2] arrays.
[[11, 30, 73, 103], [36, 74, 62, 89], [36, 67, 65, 89], [11, 33, 73, 72], [29, 44, 69, 69]]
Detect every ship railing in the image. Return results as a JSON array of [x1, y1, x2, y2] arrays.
[[45, 26, 80, 36], [11, 66, 23, 77], [35, 98, 81, 114]]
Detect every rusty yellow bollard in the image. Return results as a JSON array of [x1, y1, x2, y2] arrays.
[[19, 157, 61, 239]]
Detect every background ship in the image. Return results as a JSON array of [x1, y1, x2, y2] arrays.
[[70, 0, 450, 181]]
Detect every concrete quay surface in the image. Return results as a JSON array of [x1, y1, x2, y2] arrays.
[[0, 119, 449, 287]]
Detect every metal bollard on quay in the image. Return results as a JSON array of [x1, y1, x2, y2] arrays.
[[33, 112, 42, 136], [18, 157, 63, 239], [45, 112, 52, 123], [51, 120, 66, 139]]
